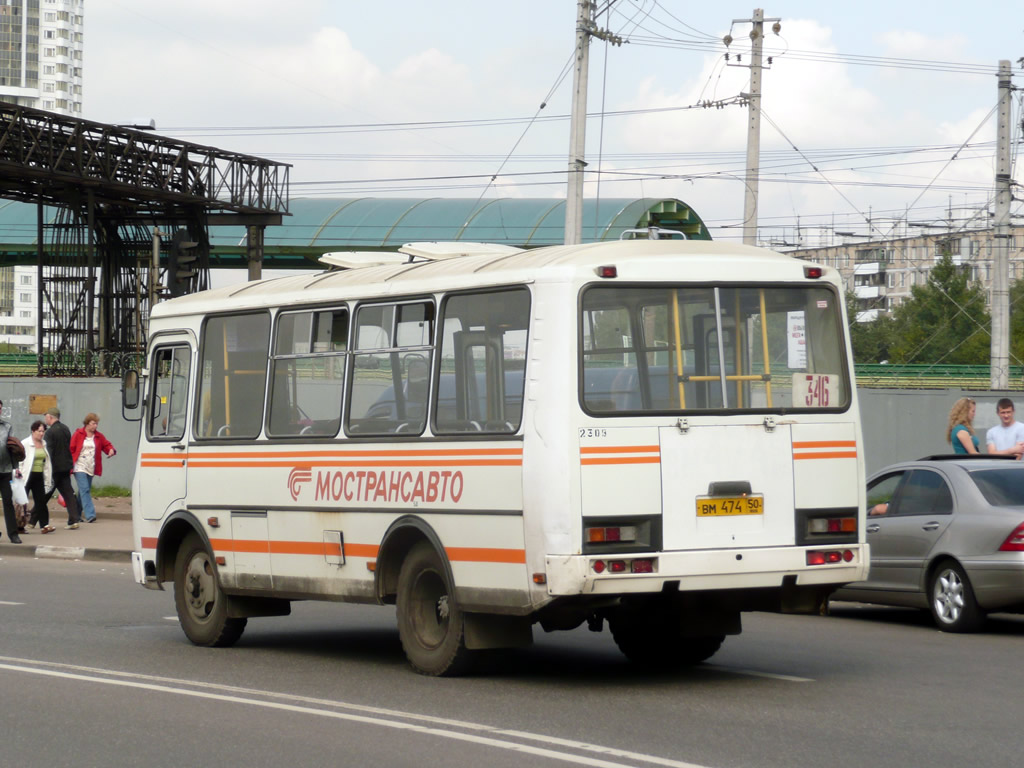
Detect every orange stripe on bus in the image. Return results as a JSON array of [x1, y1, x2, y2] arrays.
[[579, 445, 660, 454], [186, 447, 522, 460], [187, 459, 522, 468], [793, 451, 858, 460], [792, 441, 857, 449], [446, 547, 526, 564], [141, 537, 157, 549], [580, 456, 662, 465], [204, 539, 519, 564]]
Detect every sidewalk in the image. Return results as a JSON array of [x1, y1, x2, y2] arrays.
[[0, 495, 133, 562]]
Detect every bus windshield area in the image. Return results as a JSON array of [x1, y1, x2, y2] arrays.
[[581, 284, 849, 413]]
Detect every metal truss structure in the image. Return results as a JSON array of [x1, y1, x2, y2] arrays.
[[0, 101, 288, 376]]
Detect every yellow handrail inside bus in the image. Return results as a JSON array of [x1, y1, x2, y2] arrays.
[[672, 290, 686, 409], [734, 291, 743, 408], [759, 289, 773, 407]]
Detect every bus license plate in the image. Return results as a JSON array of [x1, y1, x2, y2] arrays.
[[696, 495, 763, 517]]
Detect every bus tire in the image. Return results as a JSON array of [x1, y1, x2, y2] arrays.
[[173, 532, 247, 647], [609, 614, 724, 667], [396, 541, 475, 676]]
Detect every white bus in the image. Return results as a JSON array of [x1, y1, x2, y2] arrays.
[[124, 239, 868, 676]]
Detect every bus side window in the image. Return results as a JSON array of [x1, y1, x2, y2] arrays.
[[347, 301, 434, 436], [196, 312, 270, 439], [267, 308, 347, 438], [147, 345, 191, 440], [435, 288, 529, 435]]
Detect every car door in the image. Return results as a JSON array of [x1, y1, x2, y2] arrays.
[[867, 468, 955, 594], [859, 470, 908, 591]]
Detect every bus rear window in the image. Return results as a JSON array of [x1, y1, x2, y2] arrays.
[[581, 285, 849, 413]]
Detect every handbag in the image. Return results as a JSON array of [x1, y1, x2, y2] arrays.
[[6, 435, 25, 465], [10, 475, 27, 506]]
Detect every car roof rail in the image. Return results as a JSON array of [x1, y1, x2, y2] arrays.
[[916, 454, 1018, 461]]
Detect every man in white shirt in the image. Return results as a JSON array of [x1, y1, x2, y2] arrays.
[[986, 398, 1024, 459]]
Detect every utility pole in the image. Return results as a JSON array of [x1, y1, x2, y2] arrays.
[[728, 11, 780, 246], [565, 0, 594, 246], [991, 59, 1012, 390]]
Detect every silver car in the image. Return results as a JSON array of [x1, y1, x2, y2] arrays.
[[832, 455, 1024, 632]]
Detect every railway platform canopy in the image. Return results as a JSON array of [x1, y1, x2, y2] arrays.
[[0, 195, 711, 270]]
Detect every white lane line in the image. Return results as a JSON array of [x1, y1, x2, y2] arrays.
[[0, 601, 24, 605], [162, 616, 177, 621], [710, 666, 813, 683], [0, 656, 715, 768]]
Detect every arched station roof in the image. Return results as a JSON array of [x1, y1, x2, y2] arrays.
[[0, 196, 710, 269]]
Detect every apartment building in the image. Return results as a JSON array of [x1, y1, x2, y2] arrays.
[[0, 264, 39, 350], [786, 224, 1024, 322], [0, 0, 83, 115]]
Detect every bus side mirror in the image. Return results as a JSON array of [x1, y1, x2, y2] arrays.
[[122, 369, 142, 421]]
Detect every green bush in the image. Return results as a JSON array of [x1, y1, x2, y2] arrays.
[[91, 485, 131, 498]]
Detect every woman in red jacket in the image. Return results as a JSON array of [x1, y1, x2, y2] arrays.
[[70, 413, 116, 523]]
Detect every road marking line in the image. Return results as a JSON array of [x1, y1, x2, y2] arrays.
[[0, 656, 715, 768], [0, 601, 23, 605], [162, 616, 177, 621], [710, 666, 813, 683]]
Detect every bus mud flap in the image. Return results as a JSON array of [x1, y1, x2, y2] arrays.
[[464, 613, 533, 650]]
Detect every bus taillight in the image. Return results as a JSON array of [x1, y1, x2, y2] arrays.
[[586, 525, 638, 543], [806, 549, 854, 565]]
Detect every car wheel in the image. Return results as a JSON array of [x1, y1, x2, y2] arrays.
[[929, 560, 984, 633]]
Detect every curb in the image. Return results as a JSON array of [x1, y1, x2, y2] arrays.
[[0, 544, 132, 563]]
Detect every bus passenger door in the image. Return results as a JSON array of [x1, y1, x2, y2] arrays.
[[139, 339, 193, 521]]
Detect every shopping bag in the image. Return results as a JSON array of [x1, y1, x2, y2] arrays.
[[10, 475, 28, 506]]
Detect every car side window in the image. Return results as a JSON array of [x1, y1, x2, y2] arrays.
[[867, 472, 904, 515], [893, 469, 953, 516]]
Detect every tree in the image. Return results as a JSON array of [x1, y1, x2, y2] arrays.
[[1009, 279, 1024, 367], [846, 291, 897, 363], [886, 254, 991, 365]]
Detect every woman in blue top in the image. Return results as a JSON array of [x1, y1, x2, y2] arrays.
[[948, 397, 979, 454]]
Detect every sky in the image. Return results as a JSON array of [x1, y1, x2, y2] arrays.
[[83, 0, 1024, 248]]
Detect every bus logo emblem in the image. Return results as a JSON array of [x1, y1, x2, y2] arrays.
[[288, 467, 313, 500]]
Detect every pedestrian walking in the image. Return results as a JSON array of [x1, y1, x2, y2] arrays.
[[43, 406, 82, 529], [70, 413, 116, 523], [19, 420, 55, 534], [0, 399, 23, 543]]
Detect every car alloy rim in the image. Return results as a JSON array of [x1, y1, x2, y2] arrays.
[[934, 568, 964, 624]]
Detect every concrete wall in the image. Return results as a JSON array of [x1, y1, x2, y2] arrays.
[[0, 377, 139, 488], [0, 377, 1008, 488]]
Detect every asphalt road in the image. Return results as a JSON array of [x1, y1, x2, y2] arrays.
[[2, 556, 1022, 768]]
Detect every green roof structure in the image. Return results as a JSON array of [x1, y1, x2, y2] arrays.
[[0, 196, 710, 269]]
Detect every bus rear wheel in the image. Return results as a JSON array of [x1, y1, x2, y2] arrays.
[[396, 541, 475, 676], [173, 532, 247, 647], [609, 613, 724, 668]]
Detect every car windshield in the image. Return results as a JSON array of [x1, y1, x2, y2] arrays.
[[969, 468, 1024, 506]]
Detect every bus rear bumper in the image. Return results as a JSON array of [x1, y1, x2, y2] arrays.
[[545, 545, 869, 597]]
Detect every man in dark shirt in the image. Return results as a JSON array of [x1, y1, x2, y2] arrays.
[[44, 407, 81, 528]]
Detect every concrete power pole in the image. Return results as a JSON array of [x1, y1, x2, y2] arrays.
[[565, 0, 594, 246], [991, 59, 1012, 390], [741, 9, 765, 247]]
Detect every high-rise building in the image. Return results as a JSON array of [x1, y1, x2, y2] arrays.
[[0, 0, 83, 115]]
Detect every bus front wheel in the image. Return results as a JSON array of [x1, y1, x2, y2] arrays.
[[173, 532, 247, 647], [396, 541, 475, 676]]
